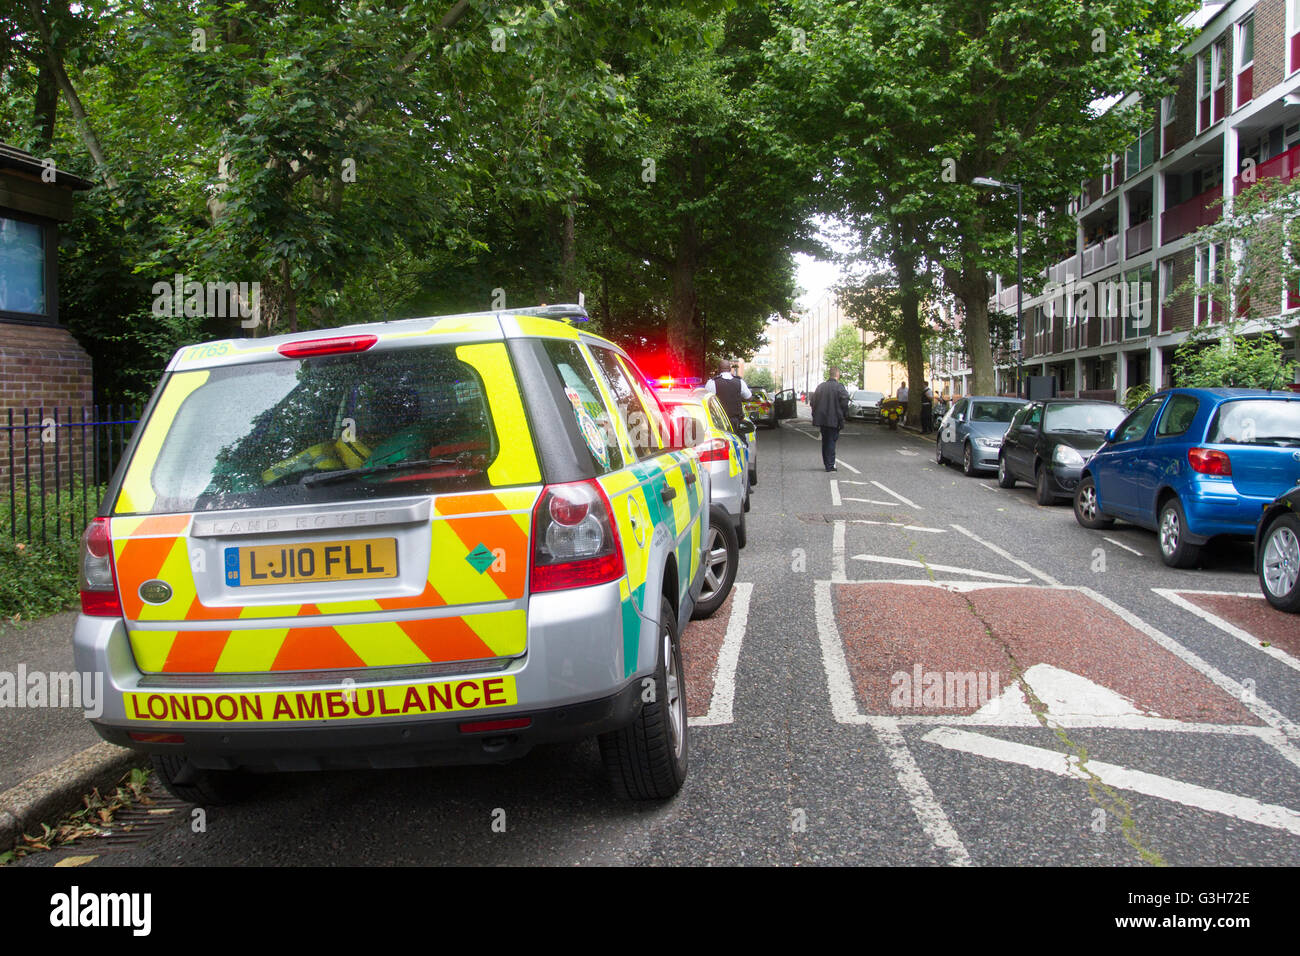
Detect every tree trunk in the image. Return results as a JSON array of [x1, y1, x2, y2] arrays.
[[946, 264, 996, 395], [669, 241, 701, 379], [26, 0, 120, 193], [892, 235, 927, 428], [33, 63, 58, 148]]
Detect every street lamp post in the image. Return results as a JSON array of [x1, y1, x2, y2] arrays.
[[973, 176, 1024, 398]]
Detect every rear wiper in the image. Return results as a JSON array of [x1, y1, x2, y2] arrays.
[[300, 457, 467, 487]]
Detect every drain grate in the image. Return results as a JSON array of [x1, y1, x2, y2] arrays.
[[87, 789, 190, 852]]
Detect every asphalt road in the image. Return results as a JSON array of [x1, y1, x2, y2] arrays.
[[17, 412, 1300, 867]]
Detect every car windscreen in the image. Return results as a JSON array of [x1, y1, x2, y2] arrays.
[[1043, 403, 1126, 434], [1209, 399, 1300, 447], [115, 345, 506, 514], [970, 401, 1021, 423], [852, 391, 882, 404]]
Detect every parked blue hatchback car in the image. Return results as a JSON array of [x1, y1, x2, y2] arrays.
[[1073, 388, 1300, 567]]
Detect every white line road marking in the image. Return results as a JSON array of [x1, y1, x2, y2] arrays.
[[787, 425, 818, 440], [1153, 588, 1300, 676], [1078, 585, 1300, 769], [949, 523, 1062, 586], [870, 718, 973, 866], [830, 478, 842, 507], [832, 520, 846, 582], [924, 727, 1300, 837], [849, 520, 947, 533], [690, 582, 752, 727], [836, 460, 861, 474], [977, 483, 998, 492], [851, 554, 1030, 583], [814, 579, 857, 721], [843, 497, 900, 506], [1103, 536, 1144, 556], [871, 480, 923, 511], [897, 449, 919, 457], [839, 480, 870, 484]]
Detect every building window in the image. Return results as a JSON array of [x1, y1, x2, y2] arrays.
[[1292, 0, 1300, 74], [1161, 94, 1175, 126], [1239, 16, 1254, 68], [1159, 259, 1175, 325], [1195, 243, 1226, 324], [1126, 126, 1155, 179], [0, 217, 46, 316]]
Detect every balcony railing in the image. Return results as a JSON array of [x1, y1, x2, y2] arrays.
[[1125, 219, 1153, 256], [1047, 254, 1079, 284], [1082, 235, 1120, 275], [1232, 142, 1300, 195], [1161, 185, 1222, 243]]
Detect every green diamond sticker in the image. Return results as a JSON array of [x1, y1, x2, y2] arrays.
[[466, 543, 494, 574]]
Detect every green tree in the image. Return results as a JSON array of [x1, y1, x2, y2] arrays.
[[822, 325, 865, 387], [745, 367, 774, 391], [1171, 326, 1296, 389]]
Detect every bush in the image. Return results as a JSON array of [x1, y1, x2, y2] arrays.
[[1171, 329, 1296, 390], [0, 537, 80, 622]]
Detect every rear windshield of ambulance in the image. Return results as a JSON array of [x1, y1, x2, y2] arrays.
[[116, 346, 510, 514]]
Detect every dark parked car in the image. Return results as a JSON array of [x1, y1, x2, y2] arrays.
[[998, 399, 1128, 504], [1074, 388, 1300, 568], [936, 396, 1026, 475], [1257, 488, 1300, 612]]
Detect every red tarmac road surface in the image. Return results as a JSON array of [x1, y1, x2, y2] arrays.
[[681, 591, 734, 719], [833, 582, 1260, 723], [1178, 592, 1300, 660]]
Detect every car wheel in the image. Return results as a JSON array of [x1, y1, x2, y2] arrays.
[[749, 463, 757, 487], [1073, 476, 1114, 530], [1034, 464, 1054, 505], [598, 594, 688, 800], [1259, 514, 1300, 613], [691, 507, 738, 620], [743, 486, 751, 513], [1158, 497, 1202, 569], [997, 453, 1016, 488], [151, 754, 254, 806], [935, 441, 945, 466], [962, 442, 977, 476], [736, 508, 747, 549]]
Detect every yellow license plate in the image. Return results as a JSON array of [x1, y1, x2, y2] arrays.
[[224, 538, 398, 587]]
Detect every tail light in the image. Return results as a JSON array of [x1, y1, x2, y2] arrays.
[[530, 480, 625, 592], [697, 438, 730, 463], [1189, 447, 1232, 476], [277, 334, 377, 358], [79, 517, 122, 616]]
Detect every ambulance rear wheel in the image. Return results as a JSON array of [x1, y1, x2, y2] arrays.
[[691, 507, 738, 620], [151, 754, 253, 806], [598, 595, 688, 800]]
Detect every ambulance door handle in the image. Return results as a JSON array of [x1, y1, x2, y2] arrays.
[[661, 487, 676, 503], [683, 472, 696, 485]]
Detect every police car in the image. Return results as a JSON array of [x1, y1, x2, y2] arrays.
[[75, 306, 709, 802]]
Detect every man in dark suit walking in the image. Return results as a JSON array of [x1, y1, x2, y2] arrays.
[[811, 367, 850, 472]]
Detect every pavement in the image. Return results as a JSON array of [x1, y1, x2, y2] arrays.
[[6, 405, 1300, 867], [0, 612, 144, 850]]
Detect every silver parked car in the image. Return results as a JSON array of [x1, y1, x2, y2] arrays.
[[848, 390, 883, 422]]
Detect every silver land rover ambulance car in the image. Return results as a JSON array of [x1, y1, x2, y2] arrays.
[[74, 307, 713, 803]]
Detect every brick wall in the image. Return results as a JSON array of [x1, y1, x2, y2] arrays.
[[1163, 60, 1198, 155], [0, 322, 93, 410], [1, 321, 95, 487], [1254, 0, 1287, 93]]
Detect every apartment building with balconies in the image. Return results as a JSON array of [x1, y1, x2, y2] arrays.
[[971, 0, 1300, 401]]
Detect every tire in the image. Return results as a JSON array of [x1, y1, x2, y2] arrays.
[[749, 463, 757, 487], [743, 484, 751, 512], [1158, 496, 1202, 569], [691, 507, 739, 620], [962, 442, 978, 476], [736, 508, 748, 549], [1259, 514, 1300, 613], [598, 595, 688, 800], [1034, 464, 1054, 505], [151, 754, 254, 806], [936, 441, 946, 466], [996, 453, 1016, 488], [1073, 475, 1114, 530]]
